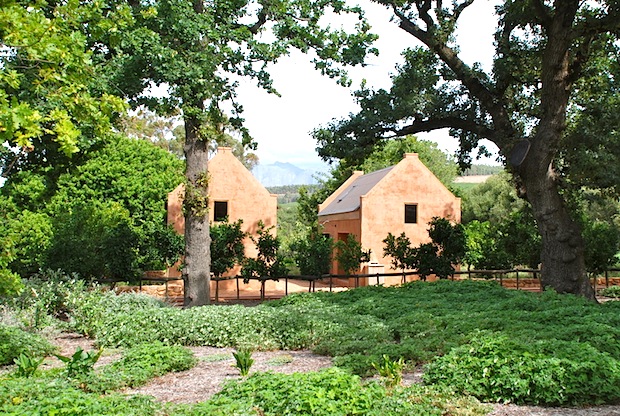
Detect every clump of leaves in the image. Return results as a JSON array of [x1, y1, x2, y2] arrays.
[[232, 348, 254, 377], [55, 347, 102, 379], [599, 285, 620, 298], [0, 324, 55, 365], [13, 353, 45, 378], [372, 354, 405, 389], [84, 342, 197, 393], [424, 331, 620, 405]]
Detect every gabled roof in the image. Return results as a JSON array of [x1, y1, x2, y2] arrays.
[[319, 166, 394, 216]]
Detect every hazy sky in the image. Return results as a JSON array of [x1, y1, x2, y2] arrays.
[[235, 0, 500, 170]]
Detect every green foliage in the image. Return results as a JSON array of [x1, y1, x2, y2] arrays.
[[463, 211, 541, 270], [0, 377, 160, 416], [0, 325, 55, 366], [335, 234, 371, 275], [424, 332, 620, 405], [461, 172, 525, 224], [47, 201, 141, 280], [12, 353, 45, 378], [290, 229, 333, 277], [55, 347, 103, 379], [383, 232, 414, 272], [600, 286, 620, 298], [361, 136, 458, 188], [383, 218, 466, 279], [177, 369, 488, 416], [0, 1, 127, 159], [372, 354, 405, 389], [0, 135, 184, 280], [84, 342, 197, 393], [232, 348, 254, 377], [0, 270, 23, 299], [211, 219, 246, 278], [6, 274, 620, 407], [583, 219, 620, 274], [241, 221, 288, 282]]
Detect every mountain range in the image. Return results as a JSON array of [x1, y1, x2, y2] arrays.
[[252, 161, 323, 187]]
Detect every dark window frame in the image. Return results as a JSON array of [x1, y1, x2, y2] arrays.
[[213, 201, 228, 222], [404, 203, 418, 224]]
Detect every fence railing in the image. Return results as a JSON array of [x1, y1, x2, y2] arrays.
[[100, 267, 620, 304]]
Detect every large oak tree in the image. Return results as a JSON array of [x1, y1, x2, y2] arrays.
[[315, 0, 620, 299], [97, 0, 377, 306]]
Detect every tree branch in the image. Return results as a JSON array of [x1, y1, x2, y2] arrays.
[[247, 8, 268, 35], [532, 0, 552, 28], [393, 116, 496, 140], [392, 4, 515, 146]]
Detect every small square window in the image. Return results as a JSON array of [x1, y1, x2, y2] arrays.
[[405, 204, 418, 224], [214, 201, 228, 222]]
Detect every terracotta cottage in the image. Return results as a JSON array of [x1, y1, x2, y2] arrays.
[[318, 153, 461, 285], [166, 147, 278, 290]]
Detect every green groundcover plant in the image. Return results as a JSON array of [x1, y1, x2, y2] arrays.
[[3, 275, 620, 408]]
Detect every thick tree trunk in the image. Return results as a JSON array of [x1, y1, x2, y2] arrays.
[[182, 112, 211, 307], [518, 145, 596, 300]]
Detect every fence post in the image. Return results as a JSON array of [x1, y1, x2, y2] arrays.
[[285, 276, 289, 296], [516, 270, 520, 290], [329, 275, 333, 292], [606, 270, 609, 288], [377, 272, 380, 286], [236, 276, 240, 300], [215, 278, 219, 304]]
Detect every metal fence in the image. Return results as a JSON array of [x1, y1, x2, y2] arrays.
[[110, 267, 620, 304]]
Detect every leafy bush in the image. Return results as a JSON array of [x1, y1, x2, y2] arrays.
[[172, 369, 489, 416], [599, 285, 620, 298], [0, 377, 159, 415], [372, 354, 405, 388], [0, 325, 55, 365], [424, 332, 620, 405], [84, 342, 197, 393]]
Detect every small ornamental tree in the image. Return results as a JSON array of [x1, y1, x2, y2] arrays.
[[241, 221, 288, 284], [290, 229, 333, 278], [211, 219, 246, 279], [383, 232, 415, 282], [335, 234, 371, 275]]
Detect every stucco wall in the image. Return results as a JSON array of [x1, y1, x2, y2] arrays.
[[361, 153, 460, 272], [319, 153, 461, 277], [166, 147, 278, 281]]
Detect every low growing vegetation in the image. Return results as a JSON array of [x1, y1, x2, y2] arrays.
[[1, 271, 620, 414]]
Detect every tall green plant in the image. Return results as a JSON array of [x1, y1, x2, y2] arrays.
[[241, 221, 288, 282], [211, 219, 246, 278], [290, 229, 333, 277], [335, 234, 371, 275]]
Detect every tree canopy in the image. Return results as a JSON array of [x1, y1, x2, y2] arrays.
[[314, 0, 620, 299]]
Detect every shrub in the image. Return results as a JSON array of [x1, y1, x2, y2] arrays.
[[599, 285, 620, 298], [424, 332, 620, 405], [0, 325, 55, 365], [55, 347, 103, 379], [84, 342, 197, 393], [0, 377, 160, 415], [171, 369, 489, 416]]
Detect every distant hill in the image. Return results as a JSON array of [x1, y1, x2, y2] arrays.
[[252, 162, 321, 187]]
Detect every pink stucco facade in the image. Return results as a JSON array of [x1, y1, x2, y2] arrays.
[[166, 147, 278, 284], [318, 153, 461, 283]]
